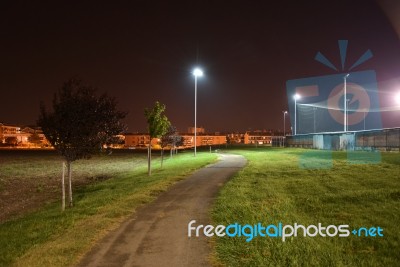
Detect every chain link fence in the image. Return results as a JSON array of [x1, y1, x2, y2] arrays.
[[284, 128, 400, 151]]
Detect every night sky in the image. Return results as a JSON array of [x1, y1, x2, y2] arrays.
[[1, 0, 399, 133]]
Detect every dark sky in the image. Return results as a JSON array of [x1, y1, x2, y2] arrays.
[[1, 0, 399, 133]]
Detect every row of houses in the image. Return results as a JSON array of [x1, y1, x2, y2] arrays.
[[124, 131, 277, 149], [123, 133, 227, 149], [1, 123, 277, 149], [0, 123, 49, 147]]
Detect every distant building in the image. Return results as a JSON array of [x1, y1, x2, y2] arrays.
[[0, 123, 49, 147], [1, 122, 280, 149], [227, 133, 246, 144], [0, 123, 19, 140], [124, 132, 226, 149], [187, 127, 205, 134], [244, 132, 272, 145], [0, 123, 21, 144], [226, 131, 273, 145], [124, 133, 160, 149], [183, 134, 226, 147]]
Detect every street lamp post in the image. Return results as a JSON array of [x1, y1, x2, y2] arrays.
[[283, 111, 288, 136], [282, 111, 287, 147], [396, 93, 400, 128], [313, 107, 316, 133], [347, 98, 350, 131], [363, 110, 366, 130], [294, 94, 300, 135], [344, 74, 350, 132], [193, 68, 203, 157]]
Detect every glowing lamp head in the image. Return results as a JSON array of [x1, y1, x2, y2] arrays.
[[396, 93, 400, 104], [293, 94, 301, 100], [193, 68, 203, 77]]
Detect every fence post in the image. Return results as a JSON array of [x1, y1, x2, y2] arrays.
[[386, 130, 388, 151], [373, 134, 375, 150]]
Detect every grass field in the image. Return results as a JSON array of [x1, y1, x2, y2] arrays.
[[0, 149, 147, 222], [212, 147, 400, 266], [0, 149, 217, 266]]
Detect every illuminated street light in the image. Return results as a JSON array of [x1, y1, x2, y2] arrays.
[[344, 73, 350, 132], [396, 93, 400, 105], [193, 68, 203, 157], [293, 94, 301, 135], [193, 68, 203, 77]]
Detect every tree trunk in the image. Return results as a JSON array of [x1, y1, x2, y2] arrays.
[[148, 141, 152, 176], [161, 148, 164, 168], [170, 147, 173, 158], [61, 162, 66, 211], [67, 161, 73, 207]]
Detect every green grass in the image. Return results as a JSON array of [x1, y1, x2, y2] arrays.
[[0, 150, 217, 266], [0, 150, 148, 221], [212, 147, 400, 266], [0, 150, 146, 182]]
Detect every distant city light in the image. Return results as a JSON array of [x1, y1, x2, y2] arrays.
[[193, 68, 203, 77], [293, 94, 301, 100]]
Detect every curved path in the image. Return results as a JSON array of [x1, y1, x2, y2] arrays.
[[78, 153, 246, 267]]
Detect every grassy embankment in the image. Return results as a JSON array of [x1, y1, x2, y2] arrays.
[[0, 149, 217, 266], [212, 147, 400, 266]]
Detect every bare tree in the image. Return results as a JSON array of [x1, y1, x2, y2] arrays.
[[159, 125, 181, 167]]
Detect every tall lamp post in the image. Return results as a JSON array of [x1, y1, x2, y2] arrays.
[[344, 74, 350, 132], [313, 107, 317, 133], [282, 111, 288, 147], [396, 93, 400, 127], [282, 111, 287, 136], [294, 94, 301, 135], [193, 68, 203, 157]]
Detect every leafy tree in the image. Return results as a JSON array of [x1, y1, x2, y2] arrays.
[[5, 136, 18, 146], [160, 125, 183, 161], [37, 78, 127, 211], [159, 125, 180, 167], [144, 101, 170, 175], [159, 130, 170, 168], [173, 134, 184, 155], [28, 132, 42, 146]]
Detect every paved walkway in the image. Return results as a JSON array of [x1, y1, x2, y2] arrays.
[[78, 153, 247, 267]]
